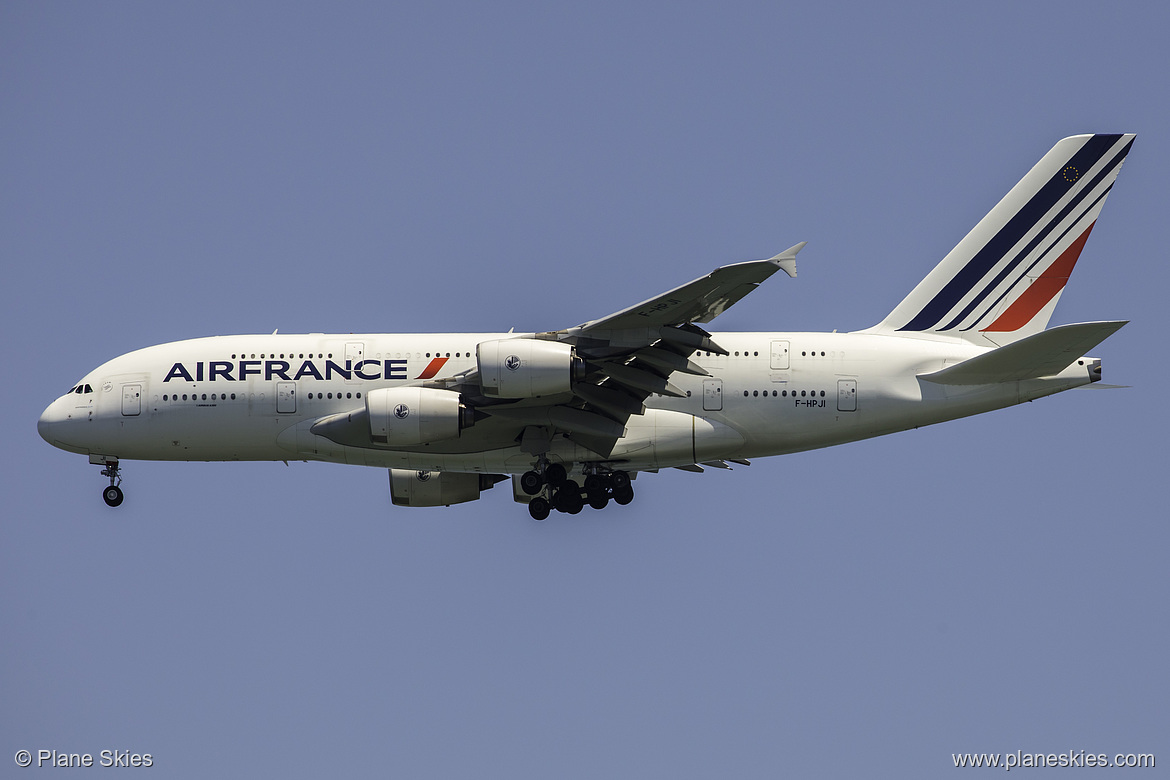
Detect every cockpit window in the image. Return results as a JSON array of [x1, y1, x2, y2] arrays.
[[84, 384, 92, 393]]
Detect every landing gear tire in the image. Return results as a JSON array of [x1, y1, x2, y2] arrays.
[[563, 481, 584, 514], [553, 481, 583, 514], [611, 470, 631, 491], [613, 485, 634, 506], [520, 470, 544, 495], [103, 485, 124, 507], [528, 497, 550, 521], [588, 493, 609, 510], [545, 463, 567, 487]]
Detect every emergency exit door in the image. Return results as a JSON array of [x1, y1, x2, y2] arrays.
[[345, 342, 365, 385], [277, 382, 297, 414], [837, 379, 857, 412], [770, 340, 791, 370], [121, 384, 141, 416], [703, 378, 723, 411]]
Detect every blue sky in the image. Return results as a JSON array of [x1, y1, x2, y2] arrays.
[[2, 2, 1166, 777]]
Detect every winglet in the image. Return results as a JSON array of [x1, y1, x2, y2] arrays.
[[766, 242, 806, 278]]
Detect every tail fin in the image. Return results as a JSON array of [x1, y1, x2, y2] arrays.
[[866, 134, 1135, 346]]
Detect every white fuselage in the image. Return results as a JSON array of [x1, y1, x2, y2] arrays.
[[37, 331, 1094, 476]]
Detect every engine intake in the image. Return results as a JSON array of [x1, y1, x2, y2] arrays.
[[477, 338, 581, 398]]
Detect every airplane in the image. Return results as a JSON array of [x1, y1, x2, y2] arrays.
[[39, 133, 1134, 520]]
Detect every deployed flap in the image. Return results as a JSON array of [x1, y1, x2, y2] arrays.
[[575, 242, 805, 332], [920, 321, 1127, 385]]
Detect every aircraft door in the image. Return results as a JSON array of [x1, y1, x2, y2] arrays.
[[345, 342, 365, 385], [277, 382, 297, 414], [702, 378, 723, 411], [121, 384, 141, 416], [770, 340, 790, 370], [837, 379, 857, 412]]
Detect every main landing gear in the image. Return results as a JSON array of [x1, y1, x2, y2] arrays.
[[521, 465, 633, 521], [98, 457, 124, 507]]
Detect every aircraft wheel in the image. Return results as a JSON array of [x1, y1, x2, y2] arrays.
[[520, 470, 544, 495], [560, 481, 583, 514], [611, 470, 631, 491], [103, 485, 124, 507], [584, 474, 604, 494], [528, 497, 550, 521], [588, 493, 609, 510], [545, 463, 567, 487], [613, 485, 634, 506]]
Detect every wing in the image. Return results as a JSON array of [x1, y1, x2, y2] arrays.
[[427, 243, 806, 459], [572, 242, 804, 333]]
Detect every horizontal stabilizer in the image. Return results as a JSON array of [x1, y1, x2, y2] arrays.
[[920, 321, 1127, 385]]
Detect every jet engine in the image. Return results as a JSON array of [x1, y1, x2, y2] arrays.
[[389, 469, 506, 507], [366, 387, 474, 446], [477, 338, 583, 398]]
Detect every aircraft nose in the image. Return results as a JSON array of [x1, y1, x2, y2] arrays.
[[38, 397, 75, 449], [38, 403, 55, 444]]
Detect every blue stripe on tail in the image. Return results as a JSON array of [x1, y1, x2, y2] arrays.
[[898, 134, 1122, 332]]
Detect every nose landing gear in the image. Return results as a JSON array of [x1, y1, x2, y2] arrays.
[[96, 456, 123, 507]]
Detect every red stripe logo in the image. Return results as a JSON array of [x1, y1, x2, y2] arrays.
[[414, 357, 449, 380]]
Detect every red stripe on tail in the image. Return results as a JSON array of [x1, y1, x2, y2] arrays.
[[981, 222, 1095, 332]]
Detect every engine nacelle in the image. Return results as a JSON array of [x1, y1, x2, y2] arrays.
[[366, 387, 472, 446], [477, 338, 579, 398], [389, 469, 502, 507]]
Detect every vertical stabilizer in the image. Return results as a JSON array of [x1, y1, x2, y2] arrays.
[[865, 134, 1135, 346]]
